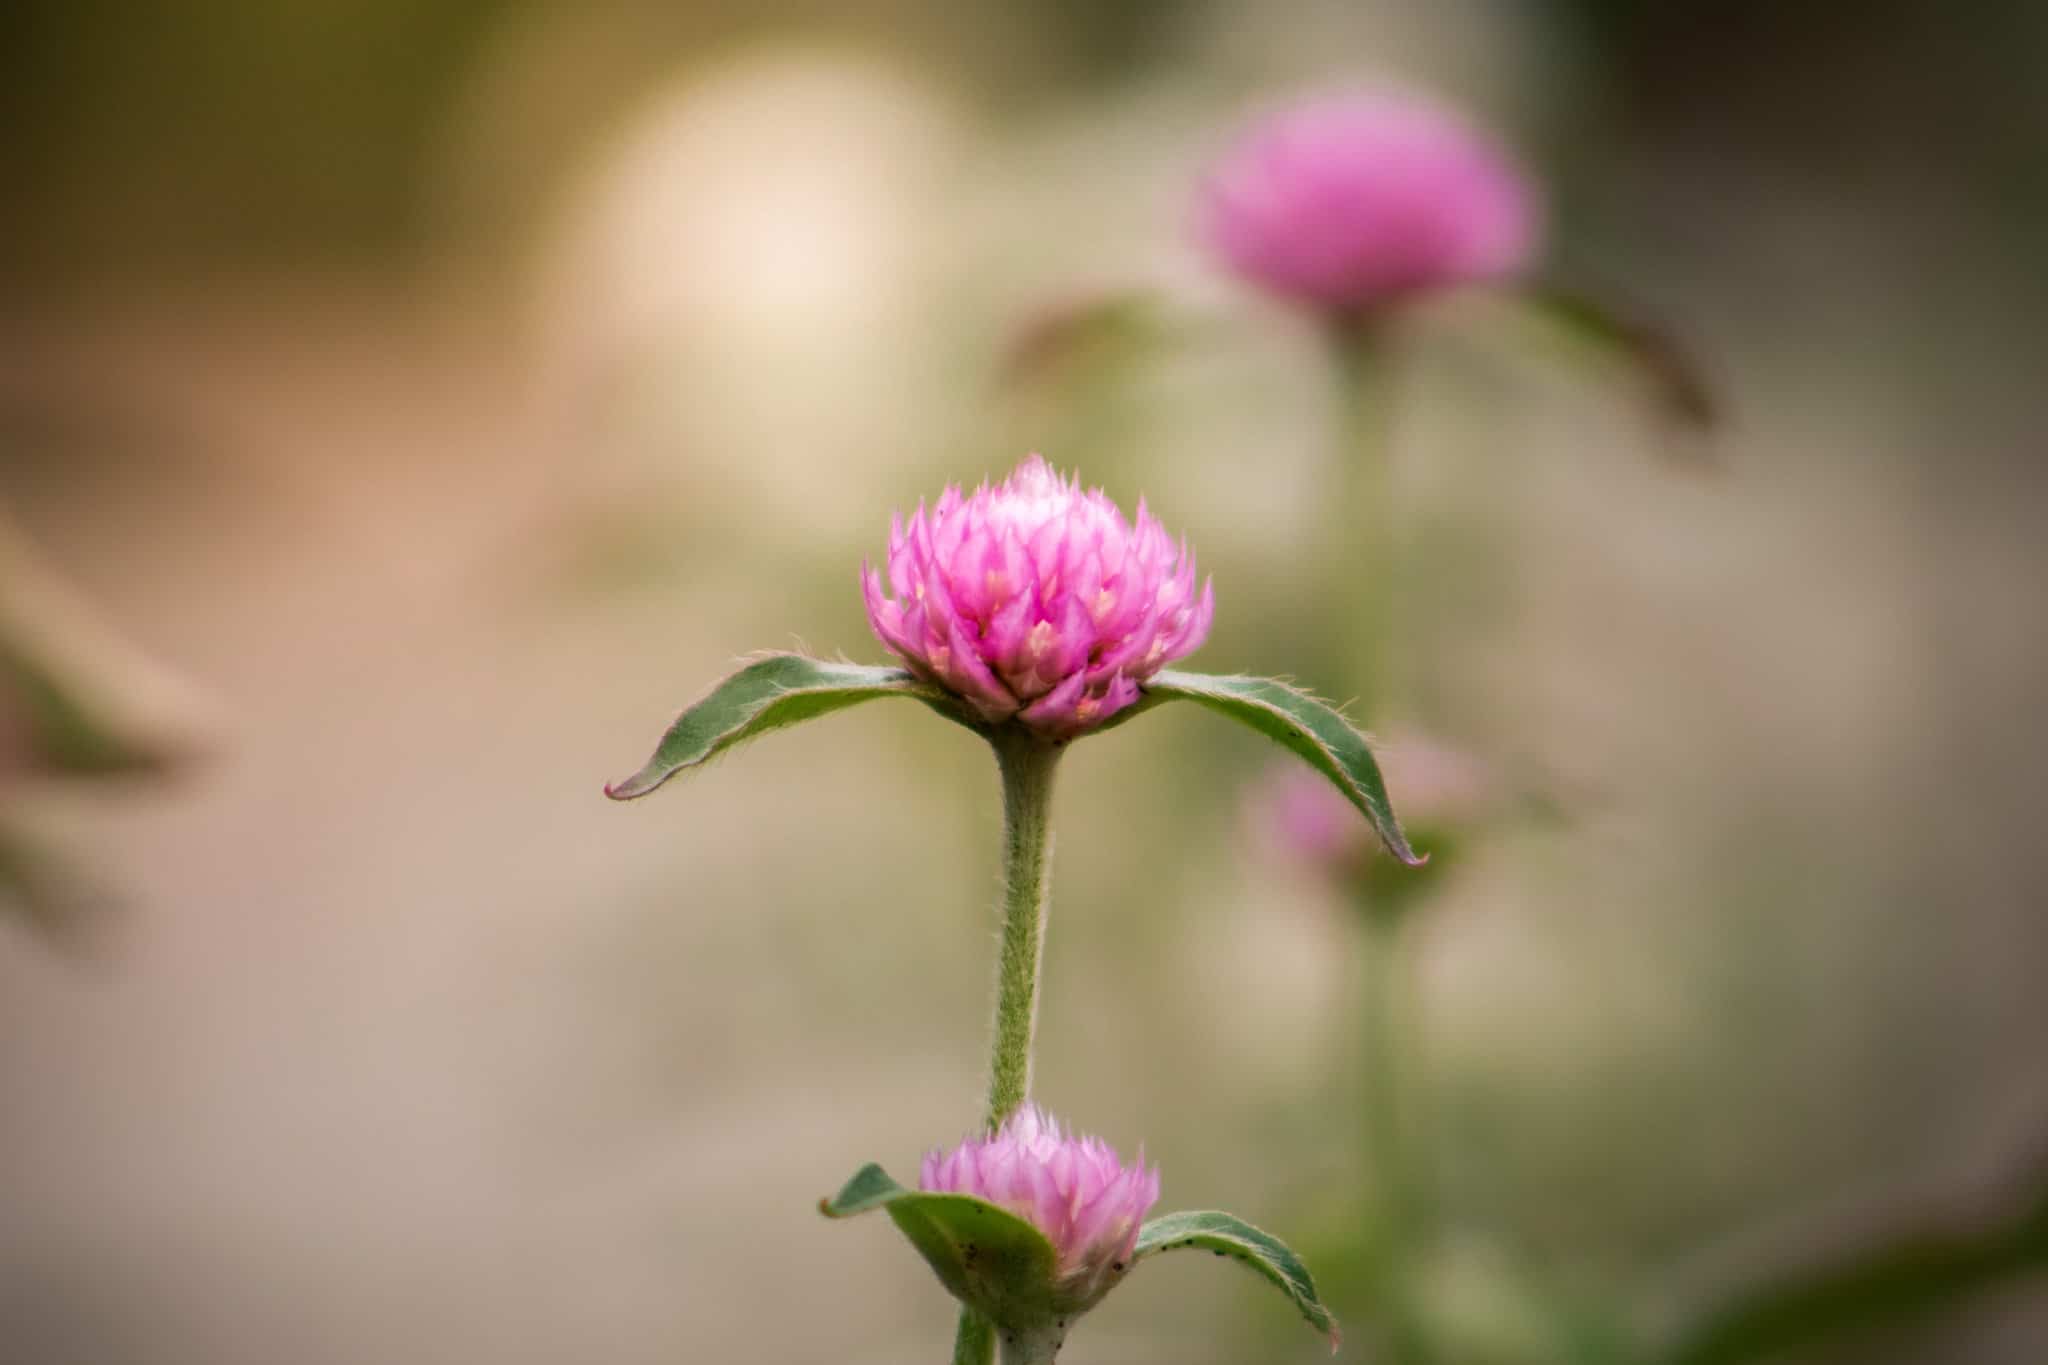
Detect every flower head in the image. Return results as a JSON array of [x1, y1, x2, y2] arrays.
[[862, 456, 1213, 737], [1199, 92, 1538, 314], [1248, 765, 1374, 876], [920, 1103, 1161, 1303]]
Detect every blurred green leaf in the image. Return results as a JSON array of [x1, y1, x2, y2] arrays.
[[1665, 1172, 2048, 1365], [0, 518, 210, 780], [998, 289, 1171, 390], [1519, 283, 1719, 434], [603, 653, 977, 800], [0, 819, 114, 954], [0, 636, 192, 778], [1112, 671, 1423, 866], [1136, 1209, 1341, 1349]]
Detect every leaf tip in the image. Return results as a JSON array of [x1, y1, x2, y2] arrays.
[[603, 768, 666, 801]]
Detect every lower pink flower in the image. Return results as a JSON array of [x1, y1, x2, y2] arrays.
[[920, 1104, 1161, 1294]]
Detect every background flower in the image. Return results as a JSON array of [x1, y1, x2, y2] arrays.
[[1200, 92, 1539, 313]]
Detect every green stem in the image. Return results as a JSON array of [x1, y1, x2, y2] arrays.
[[1357, 885, 1435, 1365], [952, 727, 1063, 1365], [951, 1309, 996, 1365], [996, 1325, 1065, 1365], [981, 728, 1062, 1131], [1360, 908, 1404, 1231], [1327, 316, 1400, 722]]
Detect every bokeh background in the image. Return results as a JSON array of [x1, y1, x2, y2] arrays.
[[3, 1, 2045, 1362]]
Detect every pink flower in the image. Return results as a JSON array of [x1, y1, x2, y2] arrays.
[[921, 1104, 1161, 1298], [862, 455, 1213, 737], [1200, 93, 1539, 314], [1248, 766, 1373, 876], [1247, 734, 1499, 875]]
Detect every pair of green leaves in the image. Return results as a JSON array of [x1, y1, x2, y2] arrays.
[[603, 652, 1422, 867], [604, 651, 1405, 1356], [820, 1164, 1338, 1360], [644, 645, 2042, 1365], [994, 282, 1718, 439]]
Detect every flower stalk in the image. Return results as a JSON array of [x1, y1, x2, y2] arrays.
[[952, 1310, 996, 1365], [1329, 318, 1399, 720], [953, 727, 1064, 1365], [984, 729, 1063, 1131]]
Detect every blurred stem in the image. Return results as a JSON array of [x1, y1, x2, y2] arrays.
[[1358, 888, 1434, 1365], [1360, 907, 1405, 1225], [953, 729, 1063, 1365], [1327, 314, 1399, 720]]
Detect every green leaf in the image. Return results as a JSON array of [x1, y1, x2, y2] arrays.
[[0, 638, 194, 778], [821, 1163, 1071, 1356], [1136, 1209, 1340, 1349], [1112, 671, 1423, 866], [820, 1161, 909, 1218], [1662, 1173, 2048, 1365], [1357, 821, 1461, 922], [999, 288, 1170, 389], [1519, 283, 1719, 434], [604, 653, 977, 800], [0, 820, 115, 956], [0, 521, 210, 780]]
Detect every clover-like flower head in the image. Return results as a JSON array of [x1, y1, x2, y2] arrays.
[[862, 456, 1212, 737], [921, 1103, 1161, 1305], [1201, 92, 1538, 313]]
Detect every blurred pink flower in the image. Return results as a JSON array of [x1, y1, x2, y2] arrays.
[[921, 1104, 1161, 1292], [1247, 733, 1498, 875], [1200, 93, 1539, 313], [1248, 765, 1373, 874], [862, 455, 1213, 737]]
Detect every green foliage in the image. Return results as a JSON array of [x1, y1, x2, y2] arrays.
[[603, 653, 977, 800], [822, 1164, 1074, 1362], [1112, 670, 1423, 865], [0, 631, 199, 778], [1663, 1174, 2048, 1365], [825, 1168, 1340, 1360], [1519, 284, 1718, 434], [0, 820, 112, 954], [1135, 1208, 1341, 1349]]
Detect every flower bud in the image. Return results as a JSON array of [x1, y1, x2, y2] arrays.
[[920, 1103, 1161, 1315]]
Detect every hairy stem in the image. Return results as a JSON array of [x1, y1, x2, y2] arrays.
[[952, 728, 1063, 1365], [981, 728, 1062, 1130]]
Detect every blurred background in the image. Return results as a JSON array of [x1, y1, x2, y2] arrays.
[[3, 0, 2046, 1361]]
